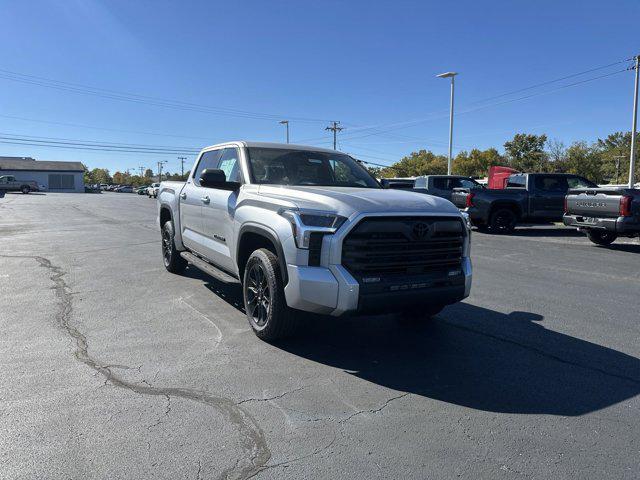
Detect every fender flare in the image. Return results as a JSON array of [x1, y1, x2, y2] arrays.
[[237, 224, 288, 284]]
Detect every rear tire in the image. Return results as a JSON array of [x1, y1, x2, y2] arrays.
[[586, 230, 617, 246], [489, 208, 517, 234], [21, 185, 30, 194], [162, 220, 187, 273], [243, 248, 297, 341]]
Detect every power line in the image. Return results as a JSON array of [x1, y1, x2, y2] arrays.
[[0, 69, 333, 123], [0, 113, 214, 141]]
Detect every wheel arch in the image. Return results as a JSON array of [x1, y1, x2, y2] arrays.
[[237, 225, 288, 284]]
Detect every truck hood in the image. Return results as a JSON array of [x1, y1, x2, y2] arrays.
[[256, 185, 460, 218]]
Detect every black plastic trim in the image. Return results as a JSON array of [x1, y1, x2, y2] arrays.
[[237, 225, 288, 284]]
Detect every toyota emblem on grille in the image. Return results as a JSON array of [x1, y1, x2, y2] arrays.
[[412, 222, 429, 239]]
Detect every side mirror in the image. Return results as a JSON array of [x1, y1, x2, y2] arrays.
[[199, 169, 240, 191]]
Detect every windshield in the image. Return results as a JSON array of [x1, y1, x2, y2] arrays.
[[246, 148, 380, 188]]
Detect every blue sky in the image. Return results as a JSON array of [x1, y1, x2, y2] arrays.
[[0, 0, 638, 174]]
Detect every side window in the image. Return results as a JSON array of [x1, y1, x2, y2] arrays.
[[414, 178, 426, 188], [535, 176, 568, 192], [567, 176, 597, 189], [506, 175, 526, 188], [193, 150, 222, 185], [459, 178, 479, 189], [218, 148, 242, 183], [433, 178, 448, 189]]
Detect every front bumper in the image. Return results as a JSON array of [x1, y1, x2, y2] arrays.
[[284, 257, 472, 316]]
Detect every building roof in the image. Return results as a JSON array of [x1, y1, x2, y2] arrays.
[[0, 159, 84, 172], [0, 156, 36, 162]]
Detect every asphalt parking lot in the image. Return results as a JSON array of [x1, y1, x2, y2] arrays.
[[1, 192, 639, 480]]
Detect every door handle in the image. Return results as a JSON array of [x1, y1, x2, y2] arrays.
[[179, 193, 187, 200], [201, 196, 210, 204]]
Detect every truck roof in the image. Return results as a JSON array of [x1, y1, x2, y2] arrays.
[[200, 141, 338, 154]]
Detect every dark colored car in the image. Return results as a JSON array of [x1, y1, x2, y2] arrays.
[[451, 173, 597, 233], [563, 187, 640, 245], [413, 175, 484, 201], [380, 178, 416, 190]]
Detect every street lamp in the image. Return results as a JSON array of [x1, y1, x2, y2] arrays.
[[279, 120, 290, 143], [436, 71, 458, 175]]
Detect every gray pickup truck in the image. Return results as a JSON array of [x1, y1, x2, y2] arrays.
[[0, 175, 40, 194], [157, 141, 472, 341], [563, 187, 640, 245], [451, 173, 598, 233], [413, 175, 484, 202]]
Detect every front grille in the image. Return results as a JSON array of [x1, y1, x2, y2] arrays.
[[341, 216, 464, 277]]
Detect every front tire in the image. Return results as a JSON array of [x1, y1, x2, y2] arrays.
[[490, 208, 517, 234], [161, 220, 187, 273], [243, 248, 297, 341], [586, 230, 617, 246], [21, 186, 30, 194]]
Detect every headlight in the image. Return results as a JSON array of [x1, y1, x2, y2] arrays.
[[279, 209, 347, 249]]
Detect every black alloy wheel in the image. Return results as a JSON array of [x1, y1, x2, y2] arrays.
[[245, 262, 272, 328]]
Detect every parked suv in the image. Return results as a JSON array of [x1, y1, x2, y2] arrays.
[[157, 142, 472, 341]]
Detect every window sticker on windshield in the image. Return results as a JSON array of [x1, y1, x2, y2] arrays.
[[219, 159, 235, 179]]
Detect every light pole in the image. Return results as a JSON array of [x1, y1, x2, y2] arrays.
[[279, 120, 290, 143], [628, 55, 639, 188], [437, 71, 458, 175]]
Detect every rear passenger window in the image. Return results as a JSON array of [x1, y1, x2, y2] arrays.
[[218, 148, 242, 183], [506, 176, 526, 188], [193, 150, 223, 185], [433, 178, 449, 189], [535, 176, 568, 192]]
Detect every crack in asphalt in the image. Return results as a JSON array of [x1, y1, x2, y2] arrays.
[[237, 386, 309, 405], [441, 318, 640, 385], [2, 254, 271, 480], [339, 392, 411, 424]]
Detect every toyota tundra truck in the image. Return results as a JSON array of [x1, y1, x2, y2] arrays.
[[157, 141, 472, 341], [563, 187, 640, 246]]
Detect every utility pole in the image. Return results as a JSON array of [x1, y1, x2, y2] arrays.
[[628, 54, 639, 188], [157, 160, 167, 182], [279, 120, 290, 143], [138, 166, 144, 177], [325, 121, 343, 150], [178, 156, 187, 178], [437, 71, 458, 175]]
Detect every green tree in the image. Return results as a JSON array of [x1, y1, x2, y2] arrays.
[[504, 133, 549, 172], [452, 148, 503, 177], [379, 150, 447, 177], [595, 131, 640, 183], [557, 141, 604, 183], [144, 168, 154, 179]]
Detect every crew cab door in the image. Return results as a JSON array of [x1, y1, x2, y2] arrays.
[[530, 175, 568, 219], [180, 149, 223, 252], [200, 147, 242, 274]]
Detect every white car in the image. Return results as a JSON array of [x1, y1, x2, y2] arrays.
[[147, 183, 160, 198]]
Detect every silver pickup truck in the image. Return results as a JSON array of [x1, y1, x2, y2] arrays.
[[157, 141, 472, 341]]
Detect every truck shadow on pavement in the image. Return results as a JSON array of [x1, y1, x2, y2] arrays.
[[188, 267, 640, 416], [278, 304, 640, 416]]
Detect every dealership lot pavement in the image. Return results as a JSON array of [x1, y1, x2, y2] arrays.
[[1, 192, 639, 480]]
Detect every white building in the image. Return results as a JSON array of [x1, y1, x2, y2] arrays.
[[0, 157, 85, 192]]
